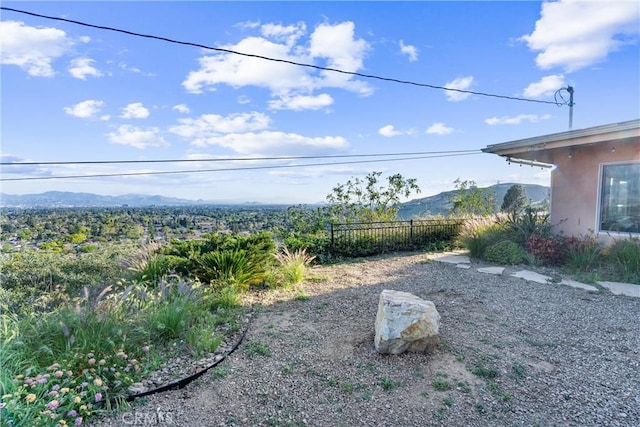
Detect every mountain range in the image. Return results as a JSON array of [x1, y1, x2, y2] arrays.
[[0, 191, 220, 208], [396, 183, 549, 219], [1, 183, 549, 215]]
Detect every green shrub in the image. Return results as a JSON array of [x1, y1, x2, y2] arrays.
[[564, 234, 603, 272], [204, 283, 243, 309], [0, 247, 132, 317], [120, 242, 169, 284], [164, 232, 277, 281], [503, 207, 550, 244], [283, 233, 332, 264], [197, 250, 264, 289], [272, 247, 316, 289], [604, 237, 640, 284], [147, 296, 193, 341], [484, 240, 526, 265], [526, 235, 567, 266], [456, 217, 512, 259], [332, 234, 379, 258]]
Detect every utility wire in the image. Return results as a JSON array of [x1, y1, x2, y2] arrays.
[[0, 152, 481, 182], [2, 7, 561, 106], [0, 150, 480, 166]]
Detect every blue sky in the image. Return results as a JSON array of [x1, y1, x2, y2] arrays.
[[2, 1, 639, 204]]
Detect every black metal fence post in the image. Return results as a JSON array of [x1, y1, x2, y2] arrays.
[[410, 219, 414, 245], [330, 222, 335, 254]]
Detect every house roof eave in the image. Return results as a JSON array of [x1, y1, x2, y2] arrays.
[[482, 119, 640, 157]]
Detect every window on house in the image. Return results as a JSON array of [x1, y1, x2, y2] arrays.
[[599, 162, 640, 234]]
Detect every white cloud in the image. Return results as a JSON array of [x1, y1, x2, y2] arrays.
[[444, 76, 474, 102], [118, 62, 155, 77], [269, 165, 371, 179], [260, 22, 306, 46], [399, 40, 418, 62], [172, 104, 190, 114], [183, 36, 314, 94], [521, 0, 640, 72], [485, 114, 552, 125], [107, 125, 168, 149], [170, 112, 271, 141], [236, 21, 261, 31], [64, 100, 105, 119], [170, 112, 345, 156], [378, 125, 403, 137], [183, 20, 371, 100], [0, 21, 74, 77], [268, 93, 333, 111], [185, 131, 347, 156], [120, 102, 150, 119], [0, 154, 52, 176], [522, 74, 566, 98], [426, 122, 454, 135], [309, 21, 371, 94], [68, 57, 103, 80]]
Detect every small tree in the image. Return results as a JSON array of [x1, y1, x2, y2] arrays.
[[326, 171, 421, 223], [449, 179, 496, 217], [501, 184, 528, 214]]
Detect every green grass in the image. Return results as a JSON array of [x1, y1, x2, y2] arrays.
[[210, 366, 229, 379], [431, 378, 452, 391], [341, 382, 354, 393], [380, 377, 398, 391], [510, 363, 526, 381], [244, 341, 271, 357], [272, 247, 316, 290], [456, 381, 471, 393], [0, 272, 248, 426], [471, 363, 499, 379]]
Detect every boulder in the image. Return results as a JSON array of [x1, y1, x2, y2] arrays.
[[374, 290, 440, 354]]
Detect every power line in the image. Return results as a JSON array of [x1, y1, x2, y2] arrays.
[[0, 152, 481, 182], [2, 6, 561, 106], [0, 150, 479, 166]]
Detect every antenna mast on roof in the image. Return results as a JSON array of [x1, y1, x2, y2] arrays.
[[555, 86, 575, 130]]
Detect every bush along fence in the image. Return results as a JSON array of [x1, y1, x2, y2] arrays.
[[330, 219, 465, 257]]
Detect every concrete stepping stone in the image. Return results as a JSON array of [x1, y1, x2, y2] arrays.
[[597, 281, 640, 298], [560, 279, 598, 292], [511, 270, 551, 284], [477, 267, 505, 275], [428, 253, 470, 264]]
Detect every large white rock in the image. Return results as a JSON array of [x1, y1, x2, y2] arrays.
[[374, 290, 440, 354]]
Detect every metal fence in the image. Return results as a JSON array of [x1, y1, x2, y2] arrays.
[[330, 219, 465, 257]]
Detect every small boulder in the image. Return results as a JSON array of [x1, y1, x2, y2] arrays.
[[374, 290, 440, 354]]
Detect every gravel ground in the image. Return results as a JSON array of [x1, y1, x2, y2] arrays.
[[93, 253, 640, 427]]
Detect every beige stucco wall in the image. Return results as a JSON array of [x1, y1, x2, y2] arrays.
[[550, 141, 639, 239]]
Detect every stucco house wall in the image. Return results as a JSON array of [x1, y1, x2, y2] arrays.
[[482, 119, 640, 241], [550, 142, 639, 237]]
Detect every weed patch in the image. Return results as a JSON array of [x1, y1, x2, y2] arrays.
[[432, 378, 452, 391], [244, 341, 270, 357]]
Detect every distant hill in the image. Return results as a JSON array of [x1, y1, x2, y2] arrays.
[[1, 184, 549, 212], [397, 183, 550, 219], [0, 191, 216, 208]]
